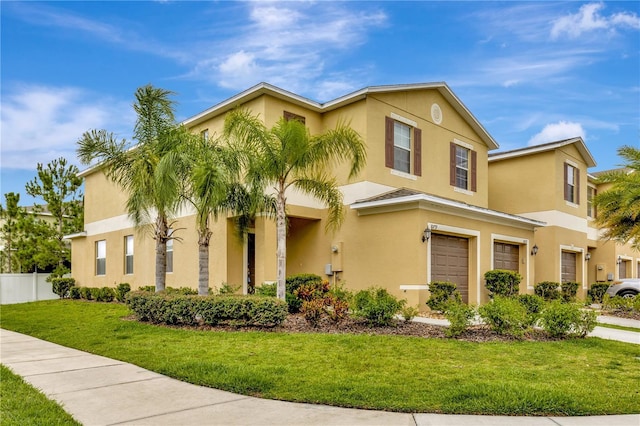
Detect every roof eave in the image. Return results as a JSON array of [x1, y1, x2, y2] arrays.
[[351, 194, 545, 229]]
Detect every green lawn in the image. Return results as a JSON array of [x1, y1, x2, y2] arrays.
[[1, 300, 639, 416], [0, 365, 80, 426]]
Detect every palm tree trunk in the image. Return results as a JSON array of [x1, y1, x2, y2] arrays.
[[155, 214, 167, 292], [198, 229, 212, 296], [276, 189, 287, 301]]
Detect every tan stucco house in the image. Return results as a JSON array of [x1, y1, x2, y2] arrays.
[[66, 82, 638, 306]]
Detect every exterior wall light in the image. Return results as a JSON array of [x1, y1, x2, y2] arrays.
[[422, 228, 431, 242], [616, 256, 622, 265], [585, 253, 591, 261], [531, 244, 539, 256]]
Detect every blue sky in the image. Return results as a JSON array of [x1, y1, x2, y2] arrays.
[[2, 1, 639, 205]]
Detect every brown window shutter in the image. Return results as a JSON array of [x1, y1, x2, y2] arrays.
[[470, 150, 477, 192], [414, 128, 422, 176], [385, 116, 394, 168], [449, 142, 456, 186], [575, 168, 580, 204], [563, 163, 569, 201]]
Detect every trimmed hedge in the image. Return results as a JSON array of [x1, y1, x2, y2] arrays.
[[125, 291, 288, 327], [426, 281, 461, 312], [484, 269, 522, 298], [534, 281, 561, 301], [51, 278, 75, 299], [587, 283, 610, 303]]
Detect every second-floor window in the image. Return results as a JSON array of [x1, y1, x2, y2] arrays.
[[385, 116, 422, 176], [564, 163, 580, 204], [283, 111, 305, 124], [124, 235, 134, 275], [96, 240, 106, 276], [449, 142, 476, 192], [587, 186, 597, 218], [201, 129, 209, 141]]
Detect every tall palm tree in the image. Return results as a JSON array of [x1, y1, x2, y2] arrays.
[[77, 85, 184, 292], [224, 109, 366, 300], [594, 145, 640, 250]]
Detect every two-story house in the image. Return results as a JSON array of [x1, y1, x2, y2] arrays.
[[488, 139, 639, 298], [67, 82, 637, 306]]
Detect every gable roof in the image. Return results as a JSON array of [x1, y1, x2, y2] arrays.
[[351, 188, 545, 230], [488, 137, 596, 168], [183, 82, 499, 150]]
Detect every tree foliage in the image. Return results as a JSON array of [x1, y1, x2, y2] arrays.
[[594, 145, 640, 250], [223, 108, 366, 300], [77, 85, 185, 292]]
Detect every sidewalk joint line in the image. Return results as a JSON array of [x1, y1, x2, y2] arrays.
[[106, 397, 251, 425], [19, 362, 125, 377]]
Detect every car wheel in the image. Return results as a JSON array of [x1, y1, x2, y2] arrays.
[[618, 290, 638, 299]]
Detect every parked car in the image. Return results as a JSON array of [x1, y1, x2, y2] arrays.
[[605, 279, 640, 299]]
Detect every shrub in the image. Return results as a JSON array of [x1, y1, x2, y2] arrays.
[[353, 287, 405, 326], [294, 280, 331, 302], [426, 281, 461, 312], [401, 305, 420, 322], [444, 300, 476, 337], [478, 296, 529, 338], [484, 270, 522, 298], [90, 287, 102, 300], [561, 281, 579, 303], [324, 294, 350, 323], [285, 274, 323, 313], [255, 283, 276, 297], [217, 283, 241, 295], [96, 287, 115, 302], [534, 281, 561, 301], [602, 294, 638, 313], [69, 286, 81, 299], [300, 299, 325, 327], [79, 287, 93, 300], [539, 301, 597, 338], [115, 283, 131, 302], [516, 294, 545, 327], [51, 278, 75, 299], [138, 285, 155, 292], [587, 283, 610, 304], [125, 292, 287, 327]]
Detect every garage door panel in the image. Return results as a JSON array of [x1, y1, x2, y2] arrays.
[[431, 234, 469, 303], [561, 251, 577, 282], [494, 242, 519, 271]]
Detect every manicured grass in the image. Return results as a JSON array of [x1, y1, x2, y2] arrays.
[[1, 301, 639, 416], [596, 322, 640, 333], [0, 365, 80, 426]]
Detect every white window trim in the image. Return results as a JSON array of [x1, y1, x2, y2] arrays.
[[453, 138, 473, 150], [565, 200, 579, 208], [426, 223, 481, 304], [390, 168, 417, 180], [454, 187, 474, 196], [96, 240, 106, 276], [390, 112, 417, 128], [491, 234, 531, 289]]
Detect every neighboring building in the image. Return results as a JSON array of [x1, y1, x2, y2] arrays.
[[67, 82, 638, 306]]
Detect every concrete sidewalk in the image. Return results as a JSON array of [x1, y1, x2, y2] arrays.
[[1, 328, 639, 426]]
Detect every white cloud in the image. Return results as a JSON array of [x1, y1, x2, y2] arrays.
[[199, 2, 387, 98], [0, 85, 133, 171], [551, 2, 640, 40], [528, 121, 586, 146]]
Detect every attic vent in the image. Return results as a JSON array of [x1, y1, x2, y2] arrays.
[[431, 103, 443, 124]]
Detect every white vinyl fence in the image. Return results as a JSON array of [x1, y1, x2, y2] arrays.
[[0, 273, 58, 304]]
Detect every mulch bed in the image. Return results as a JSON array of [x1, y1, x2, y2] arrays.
[[155, 314, 561, 343]]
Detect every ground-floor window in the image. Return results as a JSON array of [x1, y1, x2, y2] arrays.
[[96, 240, 106, 276]]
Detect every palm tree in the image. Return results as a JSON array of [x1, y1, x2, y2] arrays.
[[223, 109, 366, 300], [594, 145, 640, 250], [77, 85, 185, 292]]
